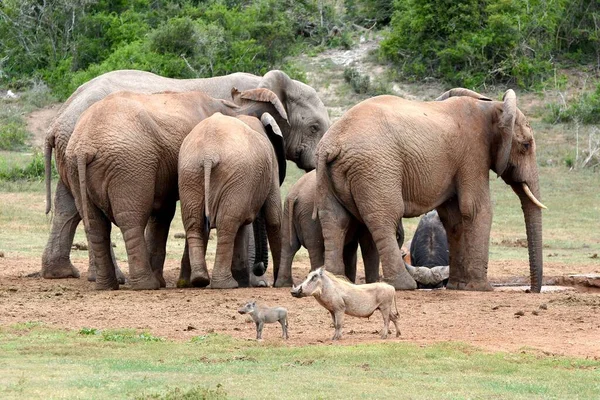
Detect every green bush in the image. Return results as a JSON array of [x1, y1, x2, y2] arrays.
[[380, 0, 598, 89], [547, 83, 600, 124], [0, 152, 56, 181], [343, 66, 391, 96], [0, 121, 29, 151]]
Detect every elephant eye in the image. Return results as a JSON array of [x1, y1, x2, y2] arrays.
[[522, 141, 531, 151], [310, 124, 319, 134]]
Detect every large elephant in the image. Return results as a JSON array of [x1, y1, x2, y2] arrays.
[[277, 170, 379, 287], [42, 69, 330, 281], [179, 113, 285, 288], [63, 88, 288, 290], [315, 89, 546, 292]]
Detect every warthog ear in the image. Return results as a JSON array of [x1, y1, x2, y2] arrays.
[[318, 267, 324, 276]]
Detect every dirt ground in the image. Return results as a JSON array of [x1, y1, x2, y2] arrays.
[[0, 256, 598, 359]]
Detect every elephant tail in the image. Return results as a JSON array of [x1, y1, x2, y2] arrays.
[[287, 196, 296, 247], [44, 135, 54, 215], [76, 154, 91, 233], [312, 150, 329, 221], [203, 156, 217, 236]]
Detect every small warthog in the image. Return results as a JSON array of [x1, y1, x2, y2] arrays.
[[238, 301, 288, 340], [291, 267, 400, 340]]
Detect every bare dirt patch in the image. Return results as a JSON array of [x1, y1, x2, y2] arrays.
[[25, 104, 61, 148], [1, 256, 598, 359]]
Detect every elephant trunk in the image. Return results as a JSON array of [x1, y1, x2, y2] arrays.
[[252, 212, 269, 277], [513, 182, 544, 293]]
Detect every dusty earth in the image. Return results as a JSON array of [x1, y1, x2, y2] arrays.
[[1, 256, 598, 359]]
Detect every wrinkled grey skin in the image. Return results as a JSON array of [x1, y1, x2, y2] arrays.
[[42, 69, 330, 284], [178, 113, 284, 289], [277, 170, 380, 287], [291, 268, 400, 340], [315, 89, 545, 292], [238, 301, 288, 340], [408, 210, 449, 289]]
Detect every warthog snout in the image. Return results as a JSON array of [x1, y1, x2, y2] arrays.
[[291, 285, 303, 298]]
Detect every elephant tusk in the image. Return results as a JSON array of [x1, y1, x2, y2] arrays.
[[522, 183, 547, 210]]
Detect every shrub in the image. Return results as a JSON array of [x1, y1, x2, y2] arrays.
[[0, 121, 29, 151], [548, 84, 600, 125], [380, 0, 593, 89], [0, 152, 56, 181], [344, 66, 391, 96]]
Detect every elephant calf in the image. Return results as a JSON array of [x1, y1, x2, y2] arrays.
[[178, 113, 285, 289], [278, 170, 380, 287]]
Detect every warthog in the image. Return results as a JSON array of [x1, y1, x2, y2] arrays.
[[291, 267, 401, 340], [238, 301, 288, 340]]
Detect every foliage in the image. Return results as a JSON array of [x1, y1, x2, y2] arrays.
[[343, 66, 390, 96], [100, 329, 164, 343], [548, 83, 600, 124], [0, 152, 56, 181], [380, 0, 600, 89], [0, 0, 349, 100], [0, 121, 29, 151], [345, 0, 394, 27]]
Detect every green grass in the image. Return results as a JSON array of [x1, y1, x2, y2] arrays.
[[0, 325, 598, 400]]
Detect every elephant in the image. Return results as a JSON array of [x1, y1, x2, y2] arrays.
[[315, 89, 546, 292], [63, 87, 289, 290], [276, 170, 380, 287], [408, 210, 449, 289], [178, 113, 285, 288], [42, 69, 330, 282]]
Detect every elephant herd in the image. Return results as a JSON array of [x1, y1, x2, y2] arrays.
[[41, 69, 546, 293]]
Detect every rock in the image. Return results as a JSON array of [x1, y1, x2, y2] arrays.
[[0, 251, 4, 257], [514, 310, 525, 316], [532, 310, 540, 316], [539, 303, 548, 310]]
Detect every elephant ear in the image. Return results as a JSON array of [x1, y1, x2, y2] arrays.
[[261, 112, 286, 185], [235, 87, 289, 125], [435, 88, 492, 101], [257, 70, 291, 107], [495, 89, 517, 176]]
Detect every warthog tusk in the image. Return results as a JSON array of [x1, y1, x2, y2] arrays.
[[522, 183, 547, 210]]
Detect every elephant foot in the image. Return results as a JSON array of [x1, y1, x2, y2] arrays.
[[155, 272, 166, 288], [385, 271, 417, 290], [447, 279, 493, 291], [129, 275, 161, 290], [95, 278, 120, 291], [176, 279, 192, 288], [190, 269, 210, 288], [210, 274, 239, 289], [273, 275, 294, 288], [88, 265, 127, 285], [40, 259, 81, 279], [249, 273, 268, 288]]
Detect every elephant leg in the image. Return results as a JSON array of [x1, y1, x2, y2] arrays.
[[177, 241, 192, 288], [457, 191, 493, 291], [306, 240, 325, 272], [232, 225, 251, 287], [145, 201, 176, 288], [275, 205, 300, 287], [87, 240, 125, 284], [263, 186, 282, 287], [41, 180, 81, 279], [85, 203, 119, 291], [436, 199, 465, 289], [319, 191, 352, 277], [187, 229, 210, 288], [359, 229, 380, 283], [342, 239, 358, 283], [210, 219, 239, 289]]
